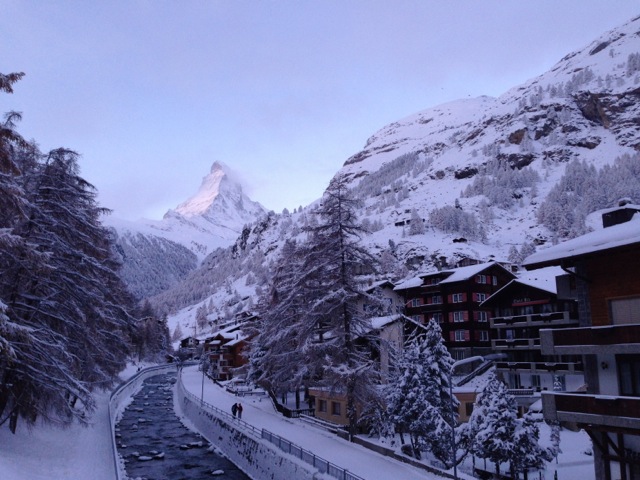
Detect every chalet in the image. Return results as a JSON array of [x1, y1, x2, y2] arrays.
[[395, 261, 516, 361], [203, 315, 255, 380], [481, 267, 584, 409], [523, 203, 640, 480]]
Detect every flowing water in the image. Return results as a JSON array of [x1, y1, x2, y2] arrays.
[[116, 373, 249, 480]]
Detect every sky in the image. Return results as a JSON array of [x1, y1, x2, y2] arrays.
[[1, 1, 638, 221]]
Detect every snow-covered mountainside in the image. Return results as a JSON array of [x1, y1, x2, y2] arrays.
[[151, 15, 640, 339], [105, 162, 267, 299]]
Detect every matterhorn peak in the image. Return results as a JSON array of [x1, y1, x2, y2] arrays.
[[162, 161, 266, 239], [173, 161, 230, 218]]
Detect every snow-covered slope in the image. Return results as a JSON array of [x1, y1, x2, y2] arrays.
[[152, 15, 640, 338], [105, 162, 267, 299]]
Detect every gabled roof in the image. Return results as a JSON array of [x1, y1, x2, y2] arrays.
[[393, 276, 424, 291], [439, 261, 514, 284], [481, 266, 563, 307], [394, 261, 514, 291], [524, 214, 640, 269]]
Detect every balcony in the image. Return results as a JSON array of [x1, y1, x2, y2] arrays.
[[496, 361, 583, 374], [491, 311, 578, 329], [540, 323, 640, 355], [543, 392, 640, 432], [492, 338, 541, 350]]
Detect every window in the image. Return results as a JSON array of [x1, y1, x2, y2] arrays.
[[478, 330, 489, 342], [331, 401, 341, 416], [476, 274, 487, 284], [611, 297, 640, 325], [454, 330, 466, 342], [493, 276, 498, 286], [477, 311, 489, 322], [476, 293, 487, 302], [431, 313, 444, 323], [453, 311, 465, 322], [618, 355, 640, 397], [432, 295, 442, 304], [531, 375, 541, 388], [452, 293, 464, 303], [465, 403, 474, 417], [318, 400, 327, 413], [410, 298, 421, 307]]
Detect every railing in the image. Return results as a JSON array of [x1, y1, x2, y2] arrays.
[[492, 338, 540, 349], [491, 311, 577, 328], [179, 372, 363, 480], [496, 360, 583, 374], [266, 389, 316, 418], [261, 430, 365, 480], [543, 392, 640, 430], [541, 323, 640, 355]]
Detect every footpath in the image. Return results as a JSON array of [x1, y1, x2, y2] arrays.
[[180, 365, 462, 480]]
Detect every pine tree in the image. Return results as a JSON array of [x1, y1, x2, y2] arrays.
[[408, 208, 425, 235], [510, 412, 551, 479], [468, 373, 517, 476], [249, 239, 311, 396], [384, 320, 458, 464]]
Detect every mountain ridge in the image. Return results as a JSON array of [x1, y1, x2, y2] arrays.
[[137, 15, 640, 339]]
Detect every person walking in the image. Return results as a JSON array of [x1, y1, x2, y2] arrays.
[[236, 403, 243, 420], [231, 403, 238, 418]]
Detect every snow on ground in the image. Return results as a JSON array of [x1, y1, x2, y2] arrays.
[[180, 366, 596, 480], [0, 362, 153, 480], [0, 363, 596, 480]]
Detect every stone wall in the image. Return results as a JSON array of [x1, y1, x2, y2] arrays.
[[176, 380, 319, 480]]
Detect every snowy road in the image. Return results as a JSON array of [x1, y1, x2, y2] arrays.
[[180, 366, 450, 480]]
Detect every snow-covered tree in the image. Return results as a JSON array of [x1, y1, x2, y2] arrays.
[[301, 176, 382, 438], [249, 239, 312, 400], [0, 76, 137, 433], [468, 373, 517, 476], [408, 208, 425, 235], [510, 412, 551, 478], [384, 320, 458, 465]]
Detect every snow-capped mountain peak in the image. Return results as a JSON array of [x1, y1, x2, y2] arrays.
[[174, 161, 227, 218]]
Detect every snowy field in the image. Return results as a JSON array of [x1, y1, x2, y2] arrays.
[[0, 363, 596, 479]]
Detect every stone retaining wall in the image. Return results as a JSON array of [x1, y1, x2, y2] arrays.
[[176, 378, 320, 480]]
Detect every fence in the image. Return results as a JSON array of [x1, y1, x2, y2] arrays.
[[179, 371, 365, 480]]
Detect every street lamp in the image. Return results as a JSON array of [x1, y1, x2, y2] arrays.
[[448, 353, 506, 480]]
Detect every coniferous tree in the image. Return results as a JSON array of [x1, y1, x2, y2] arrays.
[[468, 373, 517, 476], [384, 320, 458, 464], [249, 239, 312, 397], [300, 176, 381, 439], [0, 73, 137, 432]]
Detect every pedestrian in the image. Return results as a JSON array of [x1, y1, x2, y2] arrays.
[[231, 403, 238, 418], [237, 403, 243, 420]]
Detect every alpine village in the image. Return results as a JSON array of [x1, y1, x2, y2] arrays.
[[2, 12, 640, 480]]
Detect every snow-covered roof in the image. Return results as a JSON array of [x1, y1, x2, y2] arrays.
[[481, 266, 563, 306], [393, 276, 424, 291], [524, 214, 640, 269], [439, 261, 507, 284], [515, 266, 564, 294], [370, 314, 402, 330]]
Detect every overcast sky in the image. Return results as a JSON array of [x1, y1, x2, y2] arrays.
[[1, 2, 638, 220]]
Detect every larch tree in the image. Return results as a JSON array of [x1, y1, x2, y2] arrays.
[[0, 73, 137, 432], [298, 176, 380, 439]]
